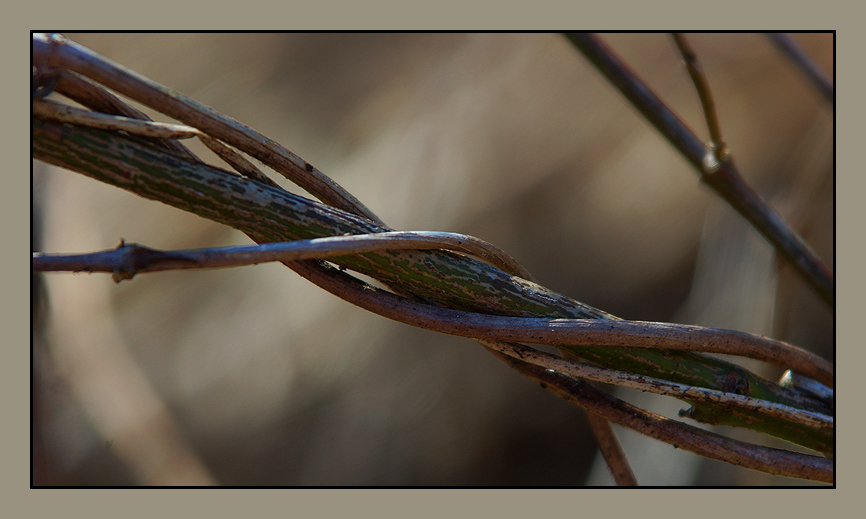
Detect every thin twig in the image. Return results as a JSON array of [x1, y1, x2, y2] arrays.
[[32, 231, 534, 283], [197, 135, 282, 189], [488, 351, 832, 483], [478, 340, 831, 430], [766, 33, 834, 103], [32, 33, 384, 226], [43, 68, 200, 161], [32, 237, 829, 385], [584, 412, 638, 486], [33, 99, 203, 139], [780, 370, 833, 407], [671, 33, 728, 162], [564, 33, 834, 309], [36, 71, 282, 189]]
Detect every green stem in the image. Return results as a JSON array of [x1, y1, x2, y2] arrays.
[[32, 116, 832, 455]]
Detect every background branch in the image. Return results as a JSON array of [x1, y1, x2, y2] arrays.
[[564, 33, 834, 309], [584, 413, 637, 486], [766, 33, 834, 103]]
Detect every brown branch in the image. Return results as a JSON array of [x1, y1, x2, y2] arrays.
[[766, 33, 834, 103], [564, 33, 834, 309], [33, 99, 203, 139], [33, 231, 834, 426], [585, 412, 638, 486], [34, 206, 834, 473]]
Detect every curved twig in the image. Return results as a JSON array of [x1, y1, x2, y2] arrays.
[[33, 99, 203, 139], [197, 135, 282, 189], [31, 231, 534, 283], [285, 260, 834, 456]]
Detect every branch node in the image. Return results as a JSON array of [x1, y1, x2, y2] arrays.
[[701, 149, 721, 175], [111, 239, 136, 282]]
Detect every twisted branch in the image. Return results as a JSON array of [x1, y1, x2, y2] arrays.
[[31, 33, 834, 483]]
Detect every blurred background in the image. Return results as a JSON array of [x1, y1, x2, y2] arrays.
[[32, 33, 833, 486]]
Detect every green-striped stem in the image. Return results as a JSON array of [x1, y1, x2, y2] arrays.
[[33, 117, 833, 456]]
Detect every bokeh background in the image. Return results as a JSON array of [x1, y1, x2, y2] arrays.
[[32, 33, 833, 486]]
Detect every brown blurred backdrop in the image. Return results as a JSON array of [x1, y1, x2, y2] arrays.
[[32, 33, 833, 486]]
